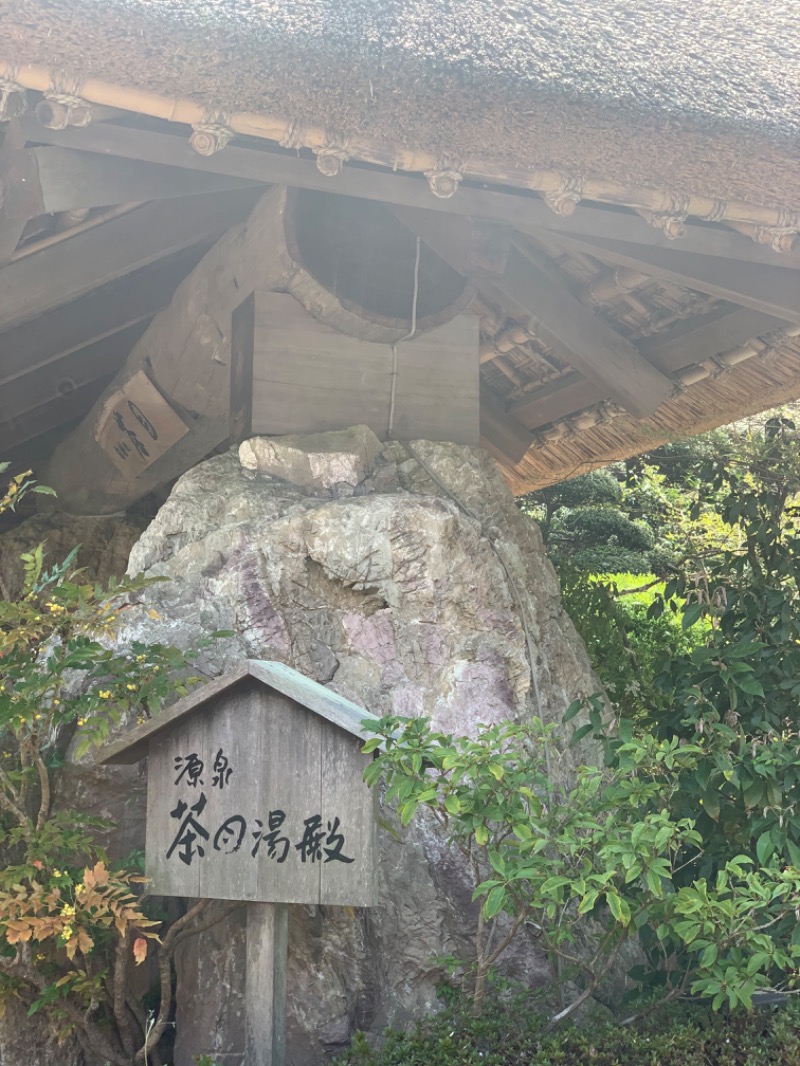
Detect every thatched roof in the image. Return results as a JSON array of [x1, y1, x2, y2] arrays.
[[1, 1, 800, 506], [4, 0, 800, 214]]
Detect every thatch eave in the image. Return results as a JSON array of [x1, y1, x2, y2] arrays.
[[2, 0, 800, 223], [2, 2, 800, 506]]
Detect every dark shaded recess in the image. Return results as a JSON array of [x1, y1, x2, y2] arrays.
[[285, 189, 469, 332]]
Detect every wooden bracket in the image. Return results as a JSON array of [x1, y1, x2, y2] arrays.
[[389, 205, 673, 419]]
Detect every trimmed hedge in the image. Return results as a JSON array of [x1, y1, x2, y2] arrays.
[[336, 997, 800, 1066]]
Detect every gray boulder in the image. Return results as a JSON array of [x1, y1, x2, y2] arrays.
[[119, 432, 601, 1065]]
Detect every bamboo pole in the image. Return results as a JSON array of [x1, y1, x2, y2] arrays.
[[2, 60, 798, 230]]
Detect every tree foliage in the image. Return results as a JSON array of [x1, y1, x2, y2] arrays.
[[364, 413, 800, 1028], [362, 708, 800, 1024], [0, 466, 231, 1065]]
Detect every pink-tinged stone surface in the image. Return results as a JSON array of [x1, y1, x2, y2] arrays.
[[102, 434, 601, 1065]]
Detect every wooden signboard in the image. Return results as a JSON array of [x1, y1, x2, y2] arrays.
[[98, 660, 379, 1066], [95, 369, 190, 475]]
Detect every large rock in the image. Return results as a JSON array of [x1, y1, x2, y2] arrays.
[[117, 431, 601, 1065], [0, 513, 145, 599]]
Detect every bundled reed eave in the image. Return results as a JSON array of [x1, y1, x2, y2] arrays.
[[1, 0, 800, 502]]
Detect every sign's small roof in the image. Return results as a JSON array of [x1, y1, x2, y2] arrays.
[[97, 659, 378, 765]]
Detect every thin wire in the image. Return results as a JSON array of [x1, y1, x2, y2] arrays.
[[388, 235, 421, 439]]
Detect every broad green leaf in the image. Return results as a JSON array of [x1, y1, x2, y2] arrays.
[[483, 885, 507, 919], [756, 831, 775, 866]]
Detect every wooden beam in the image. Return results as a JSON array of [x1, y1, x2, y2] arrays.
[[510, 374, 600, 429], [548, 233, 800, 325], [0, 245, 208, 386], [23, 118, 798, 272], [638, 304, 790, 372], [41, 187, 298, 515], [511, 304, 791, 430], [0, 323, 147, 426], [0, 130, 29, 265], [0, 217, 26, 266], [0, 376, 113, 452], [1, 146, 260, 218], [512, 308, 788, 429], [389, 206, 672, 418], [519, 206, 800, 272], [0, 189, 261, 333], [479, 390, 533, 465]]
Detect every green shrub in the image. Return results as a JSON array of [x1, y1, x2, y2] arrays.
[[337, 996, 800, 1066]]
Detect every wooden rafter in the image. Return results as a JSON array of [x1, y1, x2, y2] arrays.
[[510, 305, 792, 431], [0, 125, 28, 265], [0, 245, 209, 386], [479, 390, 533, 467], [1, 146, 260, 219], [0, 323, 146, 428], [389, 206, 672, 418], [0, 189, 260, 332], [638, 305, 790, 373], [548, 233, 800, 325], [22, 118, 796, 273], [0, 377, 114, 452]]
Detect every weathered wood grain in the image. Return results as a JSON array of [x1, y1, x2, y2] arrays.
[[42, 187, 294, 515], [479, 391, 533, 464], [99, 662, 379, 907], [255, 694, 322, 905], [146, 716, 204, 899], [0, 245, 207, 387], [250, 293, 479, 444], [319, 726, 377, 907], [25, 119, 799, 273], [1, 146, 259, 218], [551, 233, 800, 325], [246, 902, 288, 1066], [0, 191, 260, 333], [230, 292, 255, 444], [389, 207, 672, 418], [198, 687, 261, 903]]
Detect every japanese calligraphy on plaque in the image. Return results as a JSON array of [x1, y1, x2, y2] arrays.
[[98, 661, 378, 906], [95, 370, 190, 476]]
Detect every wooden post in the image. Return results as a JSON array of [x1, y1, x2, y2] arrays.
[[246, 902, 288, 1066]]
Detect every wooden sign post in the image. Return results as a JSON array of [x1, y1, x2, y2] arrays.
[[98, 660, 378, 1066]]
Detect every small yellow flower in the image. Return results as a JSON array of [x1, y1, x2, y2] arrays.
[[34, 714, 42, 721], [126, 684, 137, 692], [52, 699, 59, 706], [77, 718, 87, 727], [135, 655, 146, 663], [53, 871, 63, 879], [98, 690, 111, 700], [60, 904, 76, 918]]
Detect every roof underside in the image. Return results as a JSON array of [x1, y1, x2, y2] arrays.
[[1, 3, 800, 502], [4, 0, 800, 212]]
